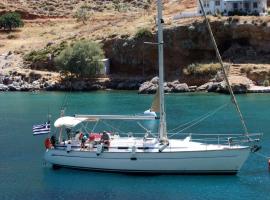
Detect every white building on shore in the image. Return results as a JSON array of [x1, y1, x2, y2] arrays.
[[197, 0, 268, 15]]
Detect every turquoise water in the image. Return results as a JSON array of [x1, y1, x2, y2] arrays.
[[0, 91, 270, 200]]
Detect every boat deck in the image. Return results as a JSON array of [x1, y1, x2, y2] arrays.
[[54, 137, 248, 153]]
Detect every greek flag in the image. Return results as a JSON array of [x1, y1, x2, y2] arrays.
[[33, 121, 50, 135]]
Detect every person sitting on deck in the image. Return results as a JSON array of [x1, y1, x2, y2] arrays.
[[74, 130, 81, 141], [79, 132, 84, 140], [101, 131, 110, 150], [80, 135, 87, 150], [66, 128, 72, 140], [50, 135, 57, 147]]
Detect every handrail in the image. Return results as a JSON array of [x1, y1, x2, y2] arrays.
[[170, 133, 263, 136], [54, 133, 262, 153], [113, 132, 263, 137]]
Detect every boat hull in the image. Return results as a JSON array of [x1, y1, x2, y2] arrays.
[[44, 147, 250, 174]]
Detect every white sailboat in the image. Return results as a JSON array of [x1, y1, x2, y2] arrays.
[[44, 0, 262, 174]]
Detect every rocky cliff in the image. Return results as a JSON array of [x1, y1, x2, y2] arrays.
[[103, 17, 270, 85]]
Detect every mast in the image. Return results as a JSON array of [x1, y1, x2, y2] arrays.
[[157, 0, 168, 143]]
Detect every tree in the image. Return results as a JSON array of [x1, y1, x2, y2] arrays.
[[0, 12, 24, 31], [74, 5, 90, 25], [55, 40, 105, 77]]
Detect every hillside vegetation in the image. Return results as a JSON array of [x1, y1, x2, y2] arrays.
[[0, 0, 196, 62], [0, 0, 195, 17], [1, 0, 270, 92]]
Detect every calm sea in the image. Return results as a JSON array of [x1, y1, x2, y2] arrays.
[[0, 91, 269, 200]]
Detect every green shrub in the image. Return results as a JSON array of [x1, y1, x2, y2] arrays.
[[55, 40, 105, 77], [135, 27, 152, 38], [24, 41, 68, 63], [24, 49, 50, 63], [0, 12, 24, 31], [23, 41, 68, 70], [112, 0, 129, 12], [74, 5, 90, 24], [183, 63, 221, 76], [113, 0, 121, 11]]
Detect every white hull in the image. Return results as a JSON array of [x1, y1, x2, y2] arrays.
[[44, 139, 250, 174]]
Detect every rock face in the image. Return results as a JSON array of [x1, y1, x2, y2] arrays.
[[138, 77, 159, 94], [138, 77, 190, 94], [103, 19, 270, 83], [171, 82, 189, 93], [0, 72, 256, 94], [228, 76, 253, 93], [197, 82, 214, 91], [197, 76, 253, 93], [0, 72, 146, 92], [0, 84, 8, 91], [0, 70, 57, 92]]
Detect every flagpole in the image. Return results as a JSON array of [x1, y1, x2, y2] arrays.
[[47, 107, 51, 138], [58, 109, 65, 143]]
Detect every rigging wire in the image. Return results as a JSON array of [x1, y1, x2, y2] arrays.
[[137, 122, 149, 132], [91, 120, 99, 132], [198, 0, 249, 137], [168, 103, 229, 132], [60, 78, 73, 113], [101, 120, 125, 134], [168, 103, 228, 138], [137, 122, 158, 137]]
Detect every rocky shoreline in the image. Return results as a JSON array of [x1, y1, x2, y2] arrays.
[[0, 73, 145, 92], [138, 76, 248, 94], [1, 74, 270, 94]]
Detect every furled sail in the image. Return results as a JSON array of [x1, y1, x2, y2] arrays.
[[150, 88, 160, 112], [143, 88, 159, 117]]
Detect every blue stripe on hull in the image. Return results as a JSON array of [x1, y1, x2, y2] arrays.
[[51, 164, 238, 175], [51, 154, 237, 160]]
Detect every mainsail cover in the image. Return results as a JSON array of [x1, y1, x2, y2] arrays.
[[54, 116, 88, 128], [150, 88, 160, 112]]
